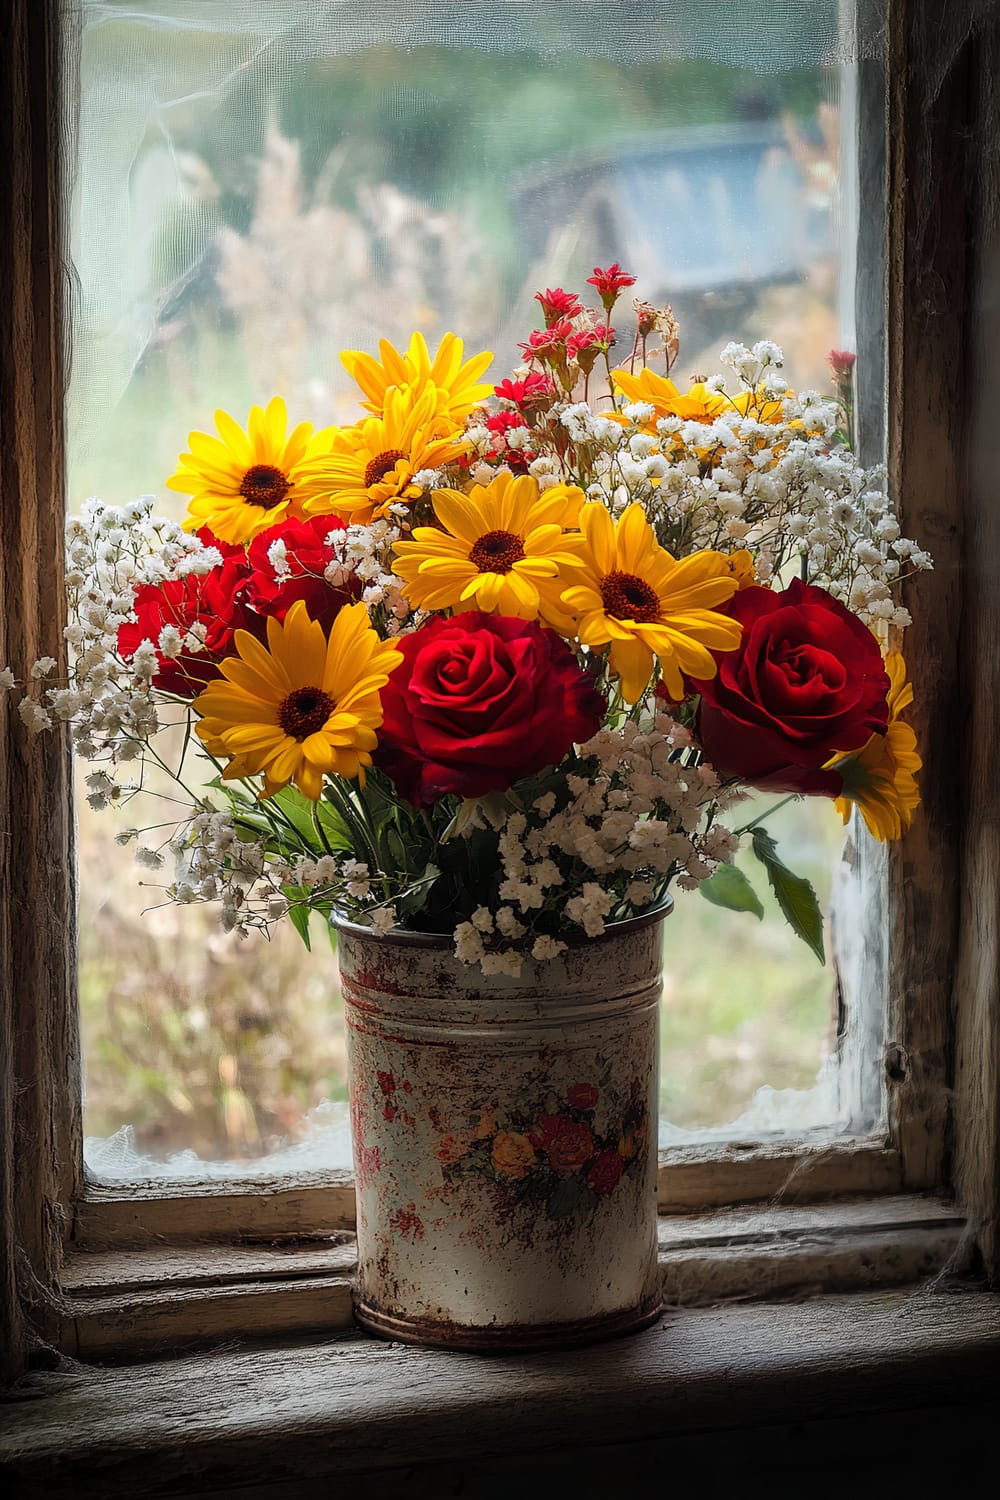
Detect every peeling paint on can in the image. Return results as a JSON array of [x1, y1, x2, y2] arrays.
[[337, 902, 669, 1351]]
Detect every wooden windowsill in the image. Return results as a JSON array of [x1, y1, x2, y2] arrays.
[[3, 1285, 999, 1498], [55, 1193, 966, 1362]]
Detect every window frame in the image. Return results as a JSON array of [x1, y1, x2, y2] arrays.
[[2, 0, 997, 1384]]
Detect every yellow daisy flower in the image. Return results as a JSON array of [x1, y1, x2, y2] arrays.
[[723, 549, 757, 589], [341, 331, 493, 429], [297, 385, 469, 527], [827, 651, 922, 841], [561, 502, 742, 703], [392, 472, 586, 625], [612, 367, 730, 424], [193, 600, 402, 801], [612, 368, 788, 428], [169, 398, 333, 545]]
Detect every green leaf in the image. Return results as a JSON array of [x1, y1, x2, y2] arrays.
[[395, 863, 441, 920], [750, 827, 826, 964], [286, 901, 313, 951], [698, 862, 765, 920]]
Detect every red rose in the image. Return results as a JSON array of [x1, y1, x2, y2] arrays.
[[567, 1082, 599, 1111], [587, 1149, 624, 1195], [117, 554, 255, 698], [528, 1114, 565, 1150], [247, 515, 357, 629], [374, 614, 605, 808], [544, 1120, 594, 1174], [195, 526, 245, 559], [529, 1114, 595, 1171], [692, 579, 890, 795]]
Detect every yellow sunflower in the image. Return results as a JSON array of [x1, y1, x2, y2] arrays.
[[169, 398, 333, 545], [561, 502, 742, 703], [827, 651, 921, 841], [297, 385, 469, 527], [392, 472, 586, 626], [193, 600, 402, 800], [341, 331, 493, 429]]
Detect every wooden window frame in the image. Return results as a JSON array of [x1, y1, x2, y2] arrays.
[[2, 0, 998, 1384]]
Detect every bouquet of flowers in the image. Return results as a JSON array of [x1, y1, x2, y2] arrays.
[[4, 265, 930, 975]]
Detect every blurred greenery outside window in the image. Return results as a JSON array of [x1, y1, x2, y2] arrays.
[[72, 0, 876, 1181]]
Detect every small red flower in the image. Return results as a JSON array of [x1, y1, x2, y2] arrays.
[[486, 411, 530, 438], [486, 411, 535, 471], [493, 373, 556, 408], [588, 1149, 624, 1195], [569, 323, 614, 352], [567, 1082, 599, 1111], [518, 319, 574, 363], [567, 324, 615, 376], [534, 286, 582, 325], [586, 263, 636, 308], [829, 349, 857, 377]]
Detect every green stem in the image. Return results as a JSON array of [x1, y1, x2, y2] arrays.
[[733, 793, 799, 837], [326, 778, 379, 870]]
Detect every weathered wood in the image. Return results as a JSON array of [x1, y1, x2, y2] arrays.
[[0, 0, 80, 1385], [56, 1195, 964, 1360], [953, 8, 1000, 1285], [881, 0, 968, 1192], [657, 1190, 961, 1246], [74, 1177, 358, 1249], [165, 1403, 1000, 1500], [61, 1239, 357, 1296], [3, 1291, 998, 1497], [73, 1142, 901, 1251], [658, 1137, 900, 1208]]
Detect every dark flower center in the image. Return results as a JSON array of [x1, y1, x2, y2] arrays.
[[469, 529, 526, 574], [364, 449, 408, 490], [240, 464, 290, 510], [600, 570, 660, 623], [278, 685, 335, 740]]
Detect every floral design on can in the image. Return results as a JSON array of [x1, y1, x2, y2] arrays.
[[438, 1062, 649, 1227]]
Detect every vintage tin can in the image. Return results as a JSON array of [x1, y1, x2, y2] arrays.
[[337, 903, 667, 1351]]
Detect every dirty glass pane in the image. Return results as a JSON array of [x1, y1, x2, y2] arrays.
[[70, 0, 882, 1182]]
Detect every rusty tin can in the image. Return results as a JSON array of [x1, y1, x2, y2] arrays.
[[337, 902, 668, 1351]]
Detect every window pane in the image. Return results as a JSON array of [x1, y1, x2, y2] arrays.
[[70, 0, 882, 1182]]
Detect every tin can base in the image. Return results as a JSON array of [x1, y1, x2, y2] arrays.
[[353, 1293, 664, 1352]]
